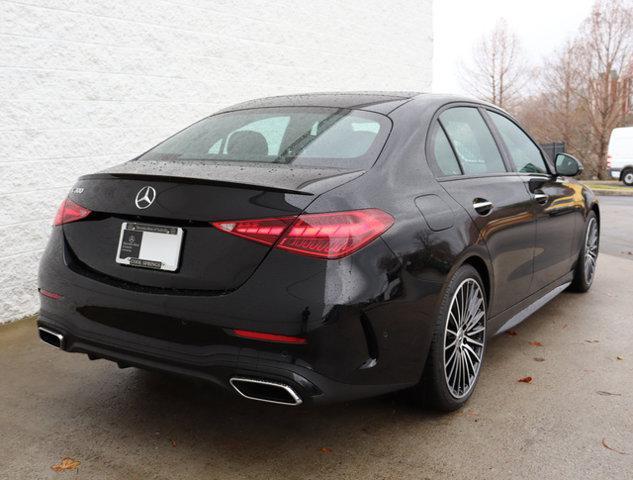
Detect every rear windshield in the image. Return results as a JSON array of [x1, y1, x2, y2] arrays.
[[136, 107, 391, 169]]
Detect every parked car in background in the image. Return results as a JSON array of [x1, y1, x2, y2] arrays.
[[37, 92, 600, 411], [608, 126, 633, 186]]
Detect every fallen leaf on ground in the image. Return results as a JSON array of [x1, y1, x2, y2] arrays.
[[518, 376, 533, 384], [529, 341, 543, 347], [51, 458, 80, 472], [601, 438, 627, 455], [506, 330, 518, 336], [319, 447, 332, 454], [533, 357, 546, 362], [596, 391, 621, 396], [170, 439, 177, 448], [616, 355, 624, 360], [585, 339, 600, 343], [466, 409, 478, 417]]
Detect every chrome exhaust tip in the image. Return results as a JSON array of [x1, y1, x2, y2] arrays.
[[38, 326, 64, 349], [229, 377, 303, 406]]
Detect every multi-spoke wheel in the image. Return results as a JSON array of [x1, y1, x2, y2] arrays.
[[584, 217, 598, 284], [443, 278, 485, 399], [421, 264, 487, 411], [570, 211, 599, 293]]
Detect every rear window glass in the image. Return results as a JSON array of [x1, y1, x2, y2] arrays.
[[137, 107, 391, 169]]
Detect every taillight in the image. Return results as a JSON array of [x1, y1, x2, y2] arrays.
[[53, 198, 92, 226], [212, 209, 394, 259], [607, 154, 612, 169]]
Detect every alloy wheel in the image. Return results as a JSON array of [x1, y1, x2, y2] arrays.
[[584, 217, 599, 284], [443, 278, 486, 399], [624, 172, 633, 186]]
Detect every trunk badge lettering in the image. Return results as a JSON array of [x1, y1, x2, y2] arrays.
[[135, 186, 156, 209]]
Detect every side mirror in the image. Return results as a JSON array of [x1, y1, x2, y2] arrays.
[[555, 153, 583, 177]]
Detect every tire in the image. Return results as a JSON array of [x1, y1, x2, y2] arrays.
[[569, 211, 599, 292], [622, 169, 633, 187], [420, 264, 487, 411]]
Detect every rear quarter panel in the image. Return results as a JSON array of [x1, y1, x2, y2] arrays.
[[308, 97, 493, 382]]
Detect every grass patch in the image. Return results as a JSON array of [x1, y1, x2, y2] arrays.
[[582, 181, 632, 193]]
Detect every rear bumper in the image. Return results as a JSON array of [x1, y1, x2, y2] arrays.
[[37, 228, 439, 405], [610, 169, 621, 180], [37, 315, 411, 405]]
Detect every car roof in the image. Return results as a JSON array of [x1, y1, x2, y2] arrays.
[[218, 91, 424, 115], [217, 91, 494, 116]]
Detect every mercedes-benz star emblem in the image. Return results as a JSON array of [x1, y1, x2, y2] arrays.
[[135, 186, 156, 209]]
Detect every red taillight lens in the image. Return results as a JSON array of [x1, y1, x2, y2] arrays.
[[53, 198, 92, 226], [212, 209, 394, 259], [213, 217, 294, 247], [38, 288, 62, 300], [607, 154, 612, 168], [233, 329, 307, 345]]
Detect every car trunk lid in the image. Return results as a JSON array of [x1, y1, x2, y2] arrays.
[[62, 161, 364, 292]]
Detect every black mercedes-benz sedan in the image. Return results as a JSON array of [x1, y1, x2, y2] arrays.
[[38, 92, 599, 410]]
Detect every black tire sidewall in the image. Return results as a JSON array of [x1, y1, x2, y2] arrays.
[[571, 211, 598, 292], [425, 264, 486, 411]]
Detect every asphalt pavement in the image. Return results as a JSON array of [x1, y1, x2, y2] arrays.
[[0, 198, 631, 480], [597, 196, 633, 259]]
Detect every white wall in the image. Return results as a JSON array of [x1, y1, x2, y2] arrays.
[[0, 0, 433, 322]]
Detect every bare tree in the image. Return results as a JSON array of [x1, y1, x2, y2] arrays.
[[521, 42, 594, 167], [541, 42, 587, 149], [515, 42, 596, 176], [576, 0, 633, 178], [513, 93, 567, 152], [460, 19, 531, 110]]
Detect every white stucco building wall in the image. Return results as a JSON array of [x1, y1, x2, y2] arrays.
[[0, 0, 433, 322]]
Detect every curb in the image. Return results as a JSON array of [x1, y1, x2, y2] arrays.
[[591, 189, 633, 197]]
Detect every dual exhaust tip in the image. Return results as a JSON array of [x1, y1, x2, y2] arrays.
[[229, 377, 302, 406], [38, 326, 65, 349], [37, 327, 302, 406]]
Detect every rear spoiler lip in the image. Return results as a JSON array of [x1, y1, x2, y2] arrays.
[[78, 172, 315, 196]]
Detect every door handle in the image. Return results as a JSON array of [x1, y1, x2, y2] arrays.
[[473, 198, 493, 215], [533, 192, 548, 205]]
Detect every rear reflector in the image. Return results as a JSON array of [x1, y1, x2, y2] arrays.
[[233, 329, 307, 345], [212, 209, 394, 259], [38, 288, 62, 300], [54, 198, 92, 226]]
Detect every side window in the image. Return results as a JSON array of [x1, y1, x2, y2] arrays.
[[431, 124, 462, 176], [488, 111, 548, 174], [439, 107, 506, 175]]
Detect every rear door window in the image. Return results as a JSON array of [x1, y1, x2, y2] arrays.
[[439, 107, 506, 175], [430, 124, 462, 176], [488, 111, 548, 174]]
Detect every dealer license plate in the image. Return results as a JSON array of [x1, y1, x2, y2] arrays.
[[115, 222, 183, 272]]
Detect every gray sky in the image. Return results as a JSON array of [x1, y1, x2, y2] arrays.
[[432, 0, 596, 94]]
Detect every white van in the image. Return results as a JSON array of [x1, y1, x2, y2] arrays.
[[608, 126, 633, 186]]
